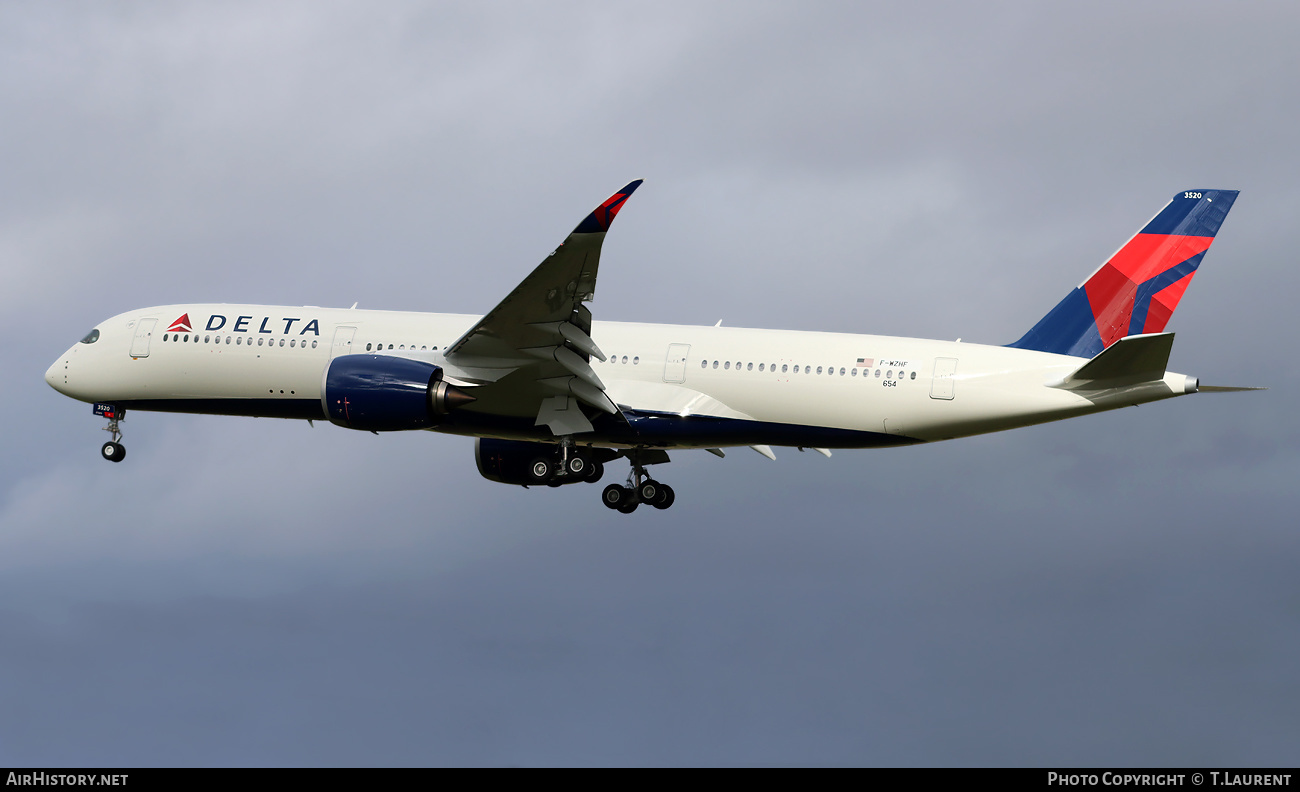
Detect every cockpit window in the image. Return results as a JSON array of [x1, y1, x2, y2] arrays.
[[80, 329, 100, 344]]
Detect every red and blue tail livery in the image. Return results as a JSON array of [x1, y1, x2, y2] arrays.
[[1010, 189, 1239, 358]]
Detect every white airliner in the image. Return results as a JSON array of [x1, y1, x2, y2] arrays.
[[46, 182, 1255, 512]]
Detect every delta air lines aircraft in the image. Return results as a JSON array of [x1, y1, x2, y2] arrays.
[[46, 182, 1254, 512]]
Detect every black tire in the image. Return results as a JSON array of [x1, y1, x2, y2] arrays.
[[617, 501, 639, 514], [583, 459, 604, 484], [527, 457, 553, 485], [101, 442, 125, 463], [566, 456, 587, 476], [601, 483, 627, 510], [637, 480, 660, 503], [653, 484, 675, 510]]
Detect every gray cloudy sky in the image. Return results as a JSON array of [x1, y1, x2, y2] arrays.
[[3, 1, 1298, 766]]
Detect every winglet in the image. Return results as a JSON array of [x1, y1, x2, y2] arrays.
[[572, 180, 644, 234]]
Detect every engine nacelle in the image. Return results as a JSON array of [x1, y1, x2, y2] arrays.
[[323, 355, 474, 432]]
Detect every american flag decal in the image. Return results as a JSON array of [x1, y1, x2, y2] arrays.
[[856, 358, 874, 367]]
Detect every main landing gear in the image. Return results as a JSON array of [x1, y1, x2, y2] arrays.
[[525, 438, 605, 487], [99, 408, 126, 463], [600, 458, 675, 514]]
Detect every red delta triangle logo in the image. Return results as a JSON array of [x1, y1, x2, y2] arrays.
[[167, 313, 192, 333]]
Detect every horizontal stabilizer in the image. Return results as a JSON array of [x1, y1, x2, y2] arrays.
[[1051, 332, 1174, 389]]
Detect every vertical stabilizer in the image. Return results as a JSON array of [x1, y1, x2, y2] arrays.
[[1009, 190, 1238, 358]]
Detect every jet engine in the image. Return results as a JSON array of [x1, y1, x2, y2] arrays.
[[323, 355, 474, 432]]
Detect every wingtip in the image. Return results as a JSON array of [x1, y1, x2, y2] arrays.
[[572, 180, 644, 234]]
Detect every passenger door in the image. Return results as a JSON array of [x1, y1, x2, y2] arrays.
[[129, 318, 157, 358], [331, 326, 357, 359], [662, 343, 690, 383], [930, 358, 958, 400]]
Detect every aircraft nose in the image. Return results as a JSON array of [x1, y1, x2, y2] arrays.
[[45, 355, 67, 394]]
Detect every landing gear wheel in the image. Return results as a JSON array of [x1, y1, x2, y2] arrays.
[[583, 459, 605, 484], [617, 501, 639, 514], [652, 484, 675, 510], [101, 441, 125, 463], [602, 483, 632, 510], [566, 456, 587, 476], [637, 480, 661, 503], [527, 457, 553, 485]]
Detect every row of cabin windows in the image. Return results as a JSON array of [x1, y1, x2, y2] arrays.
[[602, 355, 638, 365], [700, 359, 916, 380], [162, 333, 318, 348], [365, 343, 439, 352]]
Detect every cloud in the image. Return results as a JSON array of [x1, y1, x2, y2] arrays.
[[3, 1, 1299, 766]]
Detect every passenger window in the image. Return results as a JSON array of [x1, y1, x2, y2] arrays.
[[290, 339, 296, 347], [910, 371, 916, 380], [226, 337, 232, 345], [312, 340, 318, 348], [747, 363, 753, 371], [204, 335, 210, 343], [724, 361, 730, 370], [875, 369, 881, 378], [257, 338, 264, 346], [701, 360, 708, 368], [781, 364, 788, 373], [816, 366, 822, 374], [851, 368, 857, 376], [758, 364, 764, 372], [633, 356, 639, 365], [839, 367, 845, 375], [388, 344, 394, 350], [886, 370, 892, 378], [712, 361, 718, 369], [621, 355, 628, 364], [366, 343, 372, 351], [278, 338, 284, 347]]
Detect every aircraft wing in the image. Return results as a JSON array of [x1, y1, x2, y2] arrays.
[[444, 180, 643, 435]]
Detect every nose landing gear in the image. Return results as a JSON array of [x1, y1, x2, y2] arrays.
[[97, 404, 126, 463]]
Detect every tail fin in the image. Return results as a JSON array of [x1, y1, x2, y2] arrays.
[[1008, 189, 1239, 358]]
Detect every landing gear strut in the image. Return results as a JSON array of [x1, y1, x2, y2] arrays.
[[99, 409, 125, 463], [600, 454, 675, 513], [531, 437, 605, 487]]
